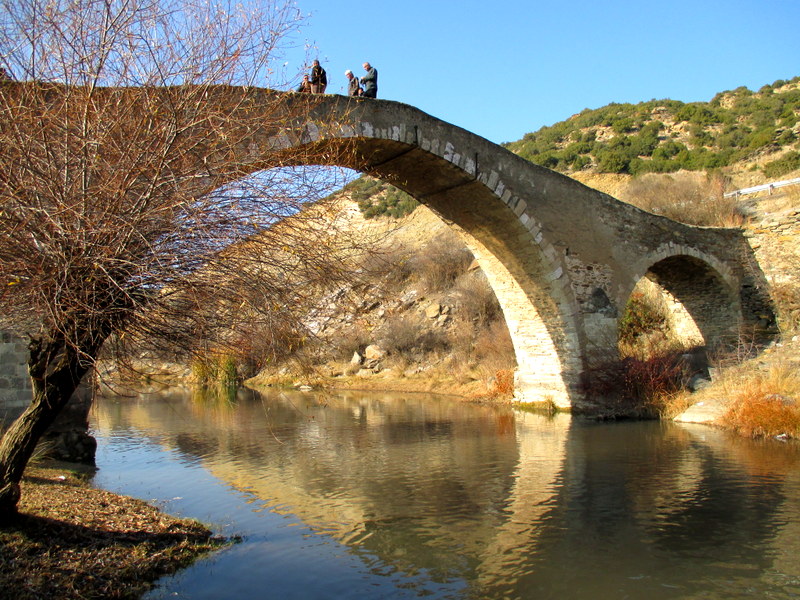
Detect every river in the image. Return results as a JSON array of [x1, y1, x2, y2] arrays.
[[90, 388, 800, 599]]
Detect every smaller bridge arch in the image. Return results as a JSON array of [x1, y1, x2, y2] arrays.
[[625, 248, 747, 352], [644, 255, 741, 349]]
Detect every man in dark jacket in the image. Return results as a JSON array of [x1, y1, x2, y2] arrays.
[[310, 60, 327, 94], [360, 62, 378, 98]]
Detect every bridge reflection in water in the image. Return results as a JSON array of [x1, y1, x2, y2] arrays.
[[91, 389, 800, 599]]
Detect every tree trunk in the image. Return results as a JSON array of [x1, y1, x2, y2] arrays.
[[0, 330, 101, 520]]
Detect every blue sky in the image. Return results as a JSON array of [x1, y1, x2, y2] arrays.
[[283, 0, 800, 145]]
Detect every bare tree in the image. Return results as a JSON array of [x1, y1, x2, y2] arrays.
[[0, 0, 361, 516]]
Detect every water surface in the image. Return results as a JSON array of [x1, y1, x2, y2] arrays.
[[90, 388, 800, 599]]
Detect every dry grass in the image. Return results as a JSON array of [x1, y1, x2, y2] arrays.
[[451, 271, 501, 325], [620, 171, 745, 227], [770, 280, 800, 335], [1, 466, 225, 599], [410, 232, 474, 292], [721, 364, 800, 438], [331, 323, 372, 362], [777, 181, 800, 208], [377, 313, 427, 354]]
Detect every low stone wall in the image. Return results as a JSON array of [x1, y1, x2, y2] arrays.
[[0, 331, 32, 419], [0, 331, 95, 464]]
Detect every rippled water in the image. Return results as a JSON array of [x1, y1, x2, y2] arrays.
[[90, 388, 800, 599]]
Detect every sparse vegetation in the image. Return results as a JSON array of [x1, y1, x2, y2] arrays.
[[243, 222, 516, 397], [191, 350, 240, 388], [770, 281, 800, 334]]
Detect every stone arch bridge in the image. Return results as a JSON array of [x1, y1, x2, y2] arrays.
[[4, 86, 776, 412], [264, 93, 774, 411]]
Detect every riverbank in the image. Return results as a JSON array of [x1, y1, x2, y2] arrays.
[[0, 464, 226, 599], [246, 334, 800, 436], [245, 364, 506, 401]]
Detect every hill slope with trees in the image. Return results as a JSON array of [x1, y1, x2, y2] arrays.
[[502, 76, 800, 181]]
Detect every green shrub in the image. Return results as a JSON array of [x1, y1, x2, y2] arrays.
[[747, 128, 775, 149], [612, 117, 635, 134], [348, 176, 419, 219], [763, 151, 800, 178], [619, 290, 666, 347], [596, 149, 630, 173], [777, 130, 797, 145], [572, 155, 592, 170]]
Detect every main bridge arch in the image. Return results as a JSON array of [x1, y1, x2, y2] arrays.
[[213, 91, 773, 411]]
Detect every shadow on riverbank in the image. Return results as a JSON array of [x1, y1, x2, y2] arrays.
[[0, 465, 226, 599]]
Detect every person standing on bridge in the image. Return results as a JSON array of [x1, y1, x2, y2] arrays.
[[360, 62, 378, 98], [345, 70, 362, 96], [310, 59, 327, 93]]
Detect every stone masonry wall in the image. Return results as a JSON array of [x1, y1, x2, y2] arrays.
[[0, 331, 31, 421]]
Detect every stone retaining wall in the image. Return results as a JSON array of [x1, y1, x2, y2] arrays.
[[0, 331, 31, 420]]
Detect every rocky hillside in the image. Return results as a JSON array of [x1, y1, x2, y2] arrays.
[[247, 200, 517, 398]]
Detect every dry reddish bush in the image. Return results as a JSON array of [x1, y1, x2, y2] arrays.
[[723, 396, 800, 439], [722, 365, 800, 438], [586, 348, 701, 417], [621, 353, 692, 415], [490, 369, 515, 398]]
